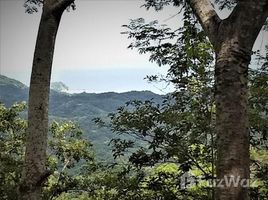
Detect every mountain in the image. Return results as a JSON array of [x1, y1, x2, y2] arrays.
[[0, 75, 27, 89], [0, 75, 163, 160], [51, 81, 69, 93], [0, 75, 28, 106]]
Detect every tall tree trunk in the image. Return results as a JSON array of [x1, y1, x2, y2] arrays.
[[20, 1, 73, 199], [189, 0, 268, 199], [215, 39, 251, 200]]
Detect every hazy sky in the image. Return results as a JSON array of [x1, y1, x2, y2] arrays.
[[0, 0, 267, 94], [0, 0, 181, 94]]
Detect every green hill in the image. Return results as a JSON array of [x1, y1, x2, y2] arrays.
[[0, 75, 27, 88], [0, 75, 163, 160], [0, 75, 28, 106]]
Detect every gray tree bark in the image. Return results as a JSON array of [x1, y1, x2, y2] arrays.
[[19, 0, 74, 199], [189, 0, 268, 199]]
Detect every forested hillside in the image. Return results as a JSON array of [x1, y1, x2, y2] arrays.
[[0, 74, 163, 159]]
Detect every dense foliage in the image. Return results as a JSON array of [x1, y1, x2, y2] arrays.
[[1, 59, 267, 199], [0, 103, 94, 200], [96, 5, 268, 198], [1, 0, 267, 199]]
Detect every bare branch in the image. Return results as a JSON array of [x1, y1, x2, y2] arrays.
[[189, 0, 221, 47]]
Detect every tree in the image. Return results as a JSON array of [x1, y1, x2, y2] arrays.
[[92, 47, 267, 199], [98, 52, 268, 199], [189, 1, 267, 199], [0, 103, 27, 200], [20, 0, 75, 199], [136, 1, 268, 199], [0, 103, 94, 200]]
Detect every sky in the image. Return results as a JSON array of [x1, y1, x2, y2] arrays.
[[0, 0, 267, 94], [0, 0, 180, 94]]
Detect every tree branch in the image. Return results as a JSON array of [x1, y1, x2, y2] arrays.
[[53, 0, 74, 11], [222, 0, 268, 50], [188, 0, 221, 47], [43, 0, 74, 13]]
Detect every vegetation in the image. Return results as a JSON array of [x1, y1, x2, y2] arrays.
[[0, 28, 267, 199], [0, 102, 94, 200], [0, 59, 267, 199], [0, 0, 267, 199], [0, 75, 162, 160], [117, 1, 268, 198]]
